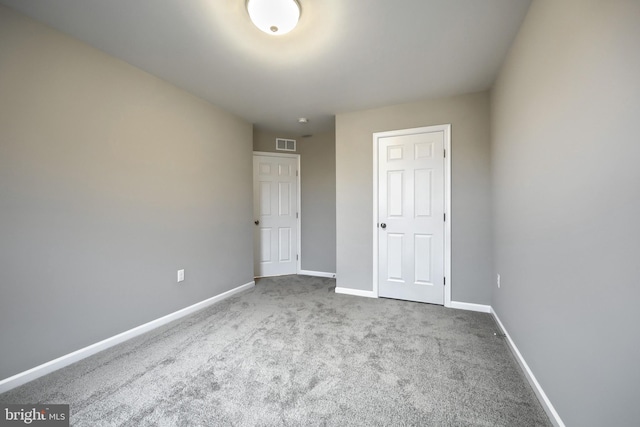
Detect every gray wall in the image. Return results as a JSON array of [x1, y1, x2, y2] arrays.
[[336, 92, 493, 304], [254, 131, 336, 274], [0, 6, 254, 380], [491, 1, 640, 425]]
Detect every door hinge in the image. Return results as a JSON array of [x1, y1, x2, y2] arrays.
[[296, 254, 299, 261], [296, 212, 299, 219], [444, 213, 446, 222], [296, 170, 299, 177], [444, 277, 446, 285], [444, 149, 446, 158]]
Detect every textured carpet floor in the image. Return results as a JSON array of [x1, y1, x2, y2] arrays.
[[0, 275, 551, 426]]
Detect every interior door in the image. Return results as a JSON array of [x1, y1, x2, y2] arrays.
[[253, 154, 298, 277], [377, 128, 445, 304]]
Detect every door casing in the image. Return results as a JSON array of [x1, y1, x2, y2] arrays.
[[253, 151, 301, 277], [372, 125, 452, 307]]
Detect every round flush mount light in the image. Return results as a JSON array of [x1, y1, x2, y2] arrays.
[[297, 117, 309, 124], [247, 0, 301, 35]]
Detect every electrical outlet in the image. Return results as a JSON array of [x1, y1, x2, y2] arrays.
[[497, 273, 501, 288], [177, 269, 185, 283]]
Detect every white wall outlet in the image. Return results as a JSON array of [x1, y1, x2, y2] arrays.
[[177, 269, 185, 283], [497, 273, 501, 288]]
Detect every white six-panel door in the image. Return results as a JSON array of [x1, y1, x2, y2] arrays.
[[376, 126, 448, 304], [253, 153, 299, 277]]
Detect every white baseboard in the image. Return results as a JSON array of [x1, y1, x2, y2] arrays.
[[449, 301, 492, 313], [0, 281, 255, 394], [491, 308, 565, 427], [254, 274, 291, 278], [335, 287, 377, 298], [299, 270, 336, 278]]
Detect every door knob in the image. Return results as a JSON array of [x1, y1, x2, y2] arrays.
[[380, 223, 387, 229], [254, 220, 260, 225]]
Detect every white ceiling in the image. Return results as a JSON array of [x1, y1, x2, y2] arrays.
[[0, 0, 531, 135]]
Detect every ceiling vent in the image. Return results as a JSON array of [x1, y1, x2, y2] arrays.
[[276, 138, 296, 152]]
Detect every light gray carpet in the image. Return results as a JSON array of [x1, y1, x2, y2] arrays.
[[0, 275, 551, 426]]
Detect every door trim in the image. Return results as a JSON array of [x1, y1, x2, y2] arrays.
[[372, 125, 451, 307], [253, 151, 301, 275]]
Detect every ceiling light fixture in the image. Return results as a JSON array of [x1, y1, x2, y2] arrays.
[[246, 0, 301, 36], [297, 117, 309, 124]]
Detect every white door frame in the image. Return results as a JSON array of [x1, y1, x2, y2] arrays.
[[253, 151, 301, 275], [372, 125, 452, 307]]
